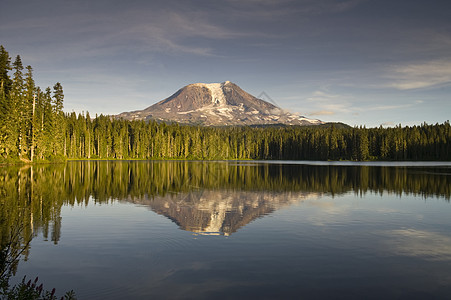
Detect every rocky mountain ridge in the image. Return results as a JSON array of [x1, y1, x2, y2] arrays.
[[117, 81, 323, 126]]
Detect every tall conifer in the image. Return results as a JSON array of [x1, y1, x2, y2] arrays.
[[52, 82, 65, 156], [0, 46, 11, 157], [24, 65, 35, 160], [8, 55, 24, 158]]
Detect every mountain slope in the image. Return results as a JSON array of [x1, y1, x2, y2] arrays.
[[117, 81, 323, 126]]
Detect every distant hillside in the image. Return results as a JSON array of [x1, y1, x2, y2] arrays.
[[318, 122, 352, 129]]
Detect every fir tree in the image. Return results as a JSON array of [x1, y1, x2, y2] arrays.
[[0, 46, 11, 158]]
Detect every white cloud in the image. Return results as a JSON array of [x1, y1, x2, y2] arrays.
[[387, 60, 451, 90]]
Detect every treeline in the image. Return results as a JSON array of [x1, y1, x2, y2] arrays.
[[63, 118, 450, 161], [1, 46, 450, 162]]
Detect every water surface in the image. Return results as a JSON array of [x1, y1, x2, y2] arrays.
[[1, 161, 451, 299]]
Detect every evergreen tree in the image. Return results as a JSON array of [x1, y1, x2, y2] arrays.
[[52, 82, 65, 157], [41, 87, 54, 158], [7, 55, 24, 158], [24, 65, 36, 161], [0, 46, 11, 158]]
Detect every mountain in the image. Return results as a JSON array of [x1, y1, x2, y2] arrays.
[[117, 81, 323, 126]]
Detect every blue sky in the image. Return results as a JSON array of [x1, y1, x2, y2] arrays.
[[1, 0, 450, 127]]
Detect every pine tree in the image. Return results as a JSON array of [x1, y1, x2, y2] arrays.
[[0, 46, 11, 158], [33, 87, 46, 160], [24, 65, 36, 160], [52, 82, 65, 157], [42, 87, 54, 158], [7, 55, 25, 158]]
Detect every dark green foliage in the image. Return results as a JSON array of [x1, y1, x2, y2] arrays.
[[0, 46, 12, 96], [0, 47, 67, 162], [2, 276, 76, 300], [0, 45, 449, 163], [0, 46, 11, 158], [56, 118, 449, 161]]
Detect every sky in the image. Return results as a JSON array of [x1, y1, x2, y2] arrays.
[[1, 0, 450, 127]]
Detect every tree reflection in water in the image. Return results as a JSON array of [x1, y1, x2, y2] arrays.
[[0, 161, 449, 276]]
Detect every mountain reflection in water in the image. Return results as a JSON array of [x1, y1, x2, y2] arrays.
[[1, 160, 451, 299], [138, 190, 318, 235], [0, 159, 448, 258], [1, 160, 450, 244]]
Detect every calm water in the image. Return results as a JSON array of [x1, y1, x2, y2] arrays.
[[1, 160, 451, 299]]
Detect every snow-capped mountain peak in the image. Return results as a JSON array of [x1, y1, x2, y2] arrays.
[[117, 81, 323, 126]]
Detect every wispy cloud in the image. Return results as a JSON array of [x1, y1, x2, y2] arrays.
[[386, 60, 451, 90], [299, 0, 365, 14], [227, 0, 364, 13], [305, 88, 424, 119], [309, 110, 335, 116], [306, 90, 355, 115], [223, 0, 365, 24], [1, 3, 267, 59], [368, 104, 413, 111]]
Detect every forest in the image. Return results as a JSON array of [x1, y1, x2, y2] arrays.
[[1, 45, 450, 163]]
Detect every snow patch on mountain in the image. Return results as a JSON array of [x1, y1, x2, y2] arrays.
[[193, 82, 227, 105]]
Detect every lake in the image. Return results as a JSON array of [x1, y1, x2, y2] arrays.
[[1, 160, 451, 299]]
